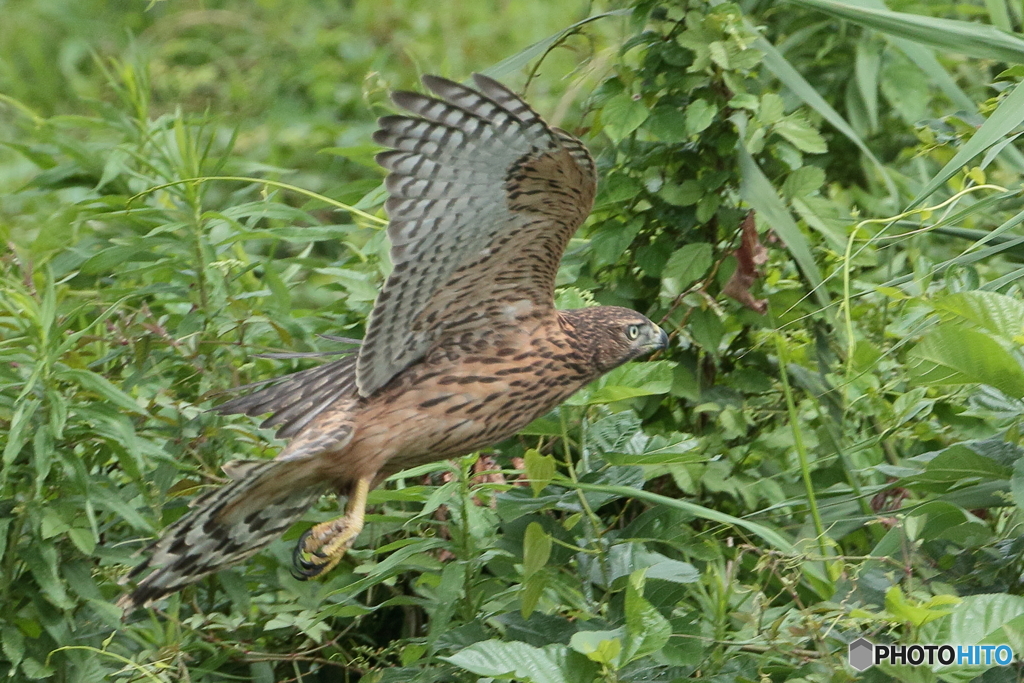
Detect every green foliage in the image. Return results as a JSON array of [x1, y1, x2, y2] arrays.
[[6, 0, 1024, 681]]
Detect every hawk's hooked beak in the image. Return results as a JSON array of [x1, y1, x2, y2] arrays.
[[656, 326, 669, 350]]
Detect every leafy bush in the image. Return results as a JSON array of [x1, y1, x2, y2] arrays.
[[5, 0, 1024, 681]]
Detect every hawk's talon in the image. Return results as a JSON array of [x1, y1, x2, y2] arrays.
[[290, 476, 371, 581], [291, 528, 333, 580]]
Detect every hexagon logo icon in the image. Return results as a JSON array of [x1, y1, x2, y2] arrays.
[[849, 638, 874, 671]]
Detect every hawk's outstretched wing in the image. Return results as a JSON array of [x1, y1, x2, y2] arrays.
[[356, 73, 597, 396]]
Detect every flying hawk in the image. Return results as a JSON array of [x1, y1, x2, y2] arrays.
[[118, 73, 667, 613]]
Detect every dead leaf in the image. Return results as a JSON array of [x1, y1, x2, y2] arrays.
[[722, 210, 768, 314]]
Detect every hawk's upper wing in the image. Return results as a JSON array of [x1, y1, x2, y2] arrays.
[[356, 74, 597, 396]]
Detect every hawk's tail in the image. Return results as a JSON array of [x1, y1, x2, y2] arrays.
[[117, 458, 327, 615]]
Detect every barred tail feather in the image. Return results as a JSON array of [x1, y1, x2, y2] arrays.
[[118, 458, 327, 615]]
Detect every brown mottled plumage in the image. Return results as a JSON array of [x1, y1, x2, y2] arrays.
[[118, 74, 667, 614]]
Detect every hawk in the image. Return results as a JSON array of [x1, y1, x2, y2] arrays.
[[118, 73, 667, 613]]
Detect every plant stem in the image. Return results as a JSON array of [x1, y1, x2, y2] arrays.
[[770, 315, 828, 557]]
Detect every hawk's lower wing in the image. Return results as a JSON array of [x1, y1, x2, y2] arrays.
[[215, 355, 357, 438]]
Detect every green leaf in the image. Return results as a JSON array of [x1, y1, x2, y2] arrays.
[[1, 626, 25, 672], [646, 558, 701, 584], [884, 585, 956, 628], [773, 115, 827, 153], [644, 107, 688, 142], [782, 166, 825, 199], [659, 180, 702, 207], [908, 326, 1024, 398], [684, 99, 718, 136], [911, 444, 1013, 485], [520, 572, 547, 619], [661, 242, 713, 295], [602, 93, 650, 143], [1011, 459, 1024, 509], [22, 544, 73, 610], [524, 449, 556, 497], [67, 527, 96, 555], [522, 522, 551, 579], [567, 361, 675, 406], [603, 434, 702, 466], [3, 398, 38, 466], [428, 562, 467, 643], [948, 594, 1024, 645], [443, 640, 578, 683], [623, 569, 672, 662], [569, 630, 624, 667], [931, 291, 1024, 341], [854, 35, 881, 130]]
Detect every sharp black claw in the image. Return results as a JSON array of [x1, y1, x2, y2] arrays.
[[291, 528, 329, 581]]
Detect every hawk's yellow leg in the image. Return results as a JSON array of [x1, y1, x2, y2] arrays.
[[293, 476, 371, 579]]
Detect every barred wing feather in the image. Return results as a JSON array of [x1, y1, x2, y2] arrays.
[[357, 73, 597, 396]]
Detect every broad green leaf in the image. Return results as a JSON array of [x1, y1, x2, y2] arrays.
[[646, 558, 700, 584], [443, 640, 579, 683], [910, 445, 1013, 485], [948, 594, 1024, 645], [662, 242, 713, 294], [684, 99, 718, 136], [603, 434, 702, 466], [428, 562, 467, 643], [623, 569, 672, 662], [908, 326, 1024, 398], [520, 572, 547, 619], [22, 544, 73, 610], [1012, 459, 1024, 510], [569, 630, 624, 667], [602, 93, 650, 143], [773, 115, 827, 153], [930, 291, 1024, 341], [782, 166, 825, 199], [1, 626, 24, 672], [884, 585, 957, 628], [644, 107, 688, 142], [567, 360, 675, 405], [659, 180, 702, 207]]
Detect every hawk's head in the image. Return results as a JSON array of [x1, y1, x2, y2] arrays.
[[560, 306, 668, 374]]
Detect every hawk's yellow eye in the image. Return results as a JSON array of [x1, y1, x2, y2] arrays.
[[626, 324, 640, 340]]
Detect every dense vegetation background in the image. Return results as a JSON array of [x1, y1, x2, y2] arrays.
[[5, 0, 1024, 680]]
